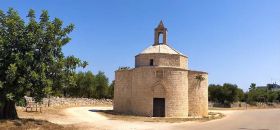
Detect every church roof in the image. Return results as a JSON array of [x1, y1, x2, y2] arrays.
[[139, 44, 185, 56]]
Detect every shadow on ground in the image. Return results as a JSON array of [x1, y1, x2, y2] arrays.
[[88, 109, 224, 123]]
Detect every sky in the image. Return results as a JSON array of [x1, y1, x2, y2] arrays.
[[1, 0, 280, 91]]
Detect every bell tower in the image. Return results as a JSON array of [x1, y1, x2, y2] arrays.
[[154, 21, 168, 46]]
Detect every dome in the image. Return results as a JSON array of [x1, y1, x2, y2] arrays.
[[139, 44, 185, 56]]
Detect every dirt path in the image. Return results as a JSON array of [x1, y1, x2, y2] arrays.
[[169, 109, 280, 130], [46, 107, 232, 130], [46, 107, 108, 125], [21, 107, 280, 130], [48, 107, 171, 130]]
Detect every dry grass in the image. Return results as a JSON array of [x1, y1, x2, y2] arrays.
[[17, 106, 66, 119], [0, 106, 81, 130], [96, 110, 225, 123], [0, 118, 74, 130]]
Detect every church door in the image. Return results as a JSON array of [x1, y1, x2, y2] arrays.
[[153, 98, 165, 117]]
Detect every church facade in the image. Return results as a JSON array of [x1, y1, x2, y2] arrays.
[[113, 21, 208, 117]]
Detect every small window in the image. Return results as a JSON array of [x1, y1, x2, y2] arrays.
[[150, 59, 154, 66]]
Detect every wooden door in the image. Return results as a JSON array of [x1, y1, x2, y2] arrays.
[[153, 98, 165, 117]]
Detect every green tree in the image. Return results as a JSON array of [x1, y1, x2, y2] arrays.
[[0, 9, 85, 119], [64, 71, 112, 99], [108, 80, 115, 99], [75, 71, 96, 98], [249, 83, 256, 91], [247, 88, 267, 103], [247, 84, 280, 103], [208, 83, 244, 105], [222, 83, 240, 104], [267, 91, 278, 102], [208, 84, 223, 103], [237, 88, 245, 101], [94, 71, 109, 99]]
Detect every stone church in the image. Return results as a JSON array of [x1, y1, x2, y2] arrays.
[[113, 21, 208, 117]]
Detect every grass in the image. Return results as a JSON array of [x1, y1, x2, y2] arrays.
[[96, 110, 225, 123], [0, 118, 74, 130]]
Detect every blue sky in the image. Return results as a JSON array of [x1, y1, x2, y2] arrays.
[[1, 0, 280, 91]]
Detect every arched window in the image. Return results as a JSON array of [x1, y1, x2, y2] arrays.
[[158, 33, 163, 44]]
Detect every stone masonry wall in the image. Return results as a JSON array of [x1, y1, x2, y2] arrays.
[[115, 67, 189, 117], [40, 97, 112, 107], [164, 69, 188, 117], [188, 70, 208, 117], [130, 68, 155, 116], [135, 54, 188, 69], [113, 70, 132, 114]]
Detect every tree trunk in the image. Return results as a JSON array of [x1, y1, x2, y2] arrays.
[[0, 100, 18, 119]]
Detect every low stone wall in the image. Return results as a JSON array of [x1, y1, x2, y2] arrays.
[[41, 97, 112, 107], [209, 102, 280, 108]]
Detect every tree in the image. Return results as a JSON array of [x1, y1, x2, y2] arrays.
[[222, 83, 240, 104], [63, 71, 113, 99], [249, 83, 256, 91], [0, 9, 85, 119], [208, 84, 223, 103], [75, 71, 96, 98], [247, 88, 267, 103], [94, 71, 109, 99], [108, 80, 115, 99], [247, 84, 280, 103], [267, 91, 278, 102], [208, 83, 244, 105]]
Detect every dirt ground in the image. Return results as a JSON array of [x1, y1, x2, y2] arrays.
[[14, 106, 280, 130], [0, 118, 74, 130]]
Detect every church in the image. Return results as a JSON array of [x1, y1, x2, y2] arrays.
[[113, 21, 208, 117]]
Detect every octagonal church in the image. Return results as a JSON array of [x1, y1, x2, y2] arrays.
[[114, 21, 208, 118]]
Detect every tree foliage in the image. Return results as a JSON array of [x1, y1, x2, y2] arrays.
[[0, 8, 85, 119], [208, 83, 244, 105], [249, 83, 256, 91], [209, 83, 280, 106], [247, 83, 280, 103], [64, 71, 113, 99]]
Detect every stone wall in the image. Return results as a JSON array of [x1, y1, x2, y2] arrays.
[[135, 53, 188, 69], [41, 97, 112, 107], [130, 67, 155, 116], [114, 67, 189, 117], [113, 70, 132, 114], [188, 70, 208, 117], [164, 69, 188, 117]]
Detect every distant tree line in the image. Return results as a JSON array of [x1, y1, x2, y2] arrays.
[[247, 83, 280, 103], [61, 71, 114, 99], [208, 83, 244, 106], [209, 83, 280, 105]]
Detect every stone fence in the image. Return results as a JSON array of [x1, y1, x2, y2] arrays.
[[209, 102, 280, 108], [23, 97, 112, 108]]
